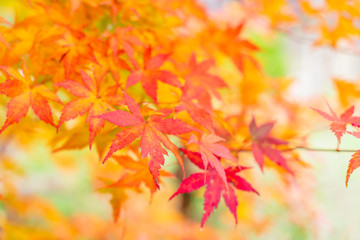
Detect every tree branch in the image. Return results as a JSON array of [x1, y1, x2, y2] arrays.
[[238, 146, 358, 153]]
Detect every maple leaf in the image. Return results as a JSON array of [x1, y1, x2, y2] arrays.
[[99, 27, 142, 84], [346, 150, 360, 187], [334, 79, 360, 107], [207, 22, 259, 72], [314, 17, 358, 48], [311, 102, 359, 149], [109, 149, 173, 194], [56, 69, 123, 148], [249, 117, 293, 174], [95, 45, 132, 85], [0, 62, 61, 133], [126, 47, 181, 102], [57, 27, 99, 78], [174, 54, 227, 131], [175, 85, 214, 131], [97, 178, 127, 222], [188, 134, 236, 185], [170, 149, 258, 227], [97, 149, 173, 222], [239, 58, 267, 106], [102, 26, 144, 59], [99, 0, 138, 22], [181, 54, 226, 99], [95, 93, 194, 187]]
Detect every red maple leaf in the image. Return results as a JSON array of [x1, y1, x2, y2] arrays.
[[175, 84, 214, 131], [56, 69, 123, 148], [0, 62, 61, 133], [180, 54, 226, 99], [95, 93, 194, 187], [173, 54, 227, 131], [188, 134, 237, 186], [170, 149, 258, 228], [126, 47, 181, 102], [312, 103, 359, 149], [249, 117, 293, 174]]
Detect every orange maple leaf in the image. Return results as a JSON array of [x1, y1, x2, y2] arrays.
[[56, 69, 123, 148], [0, 62, 60, 133], [98, 178, 127, 222], [57, 27, 99, 78], [209, 22, 259, 72], [110, 152, 173, 194], [346, 150, 360, 187]]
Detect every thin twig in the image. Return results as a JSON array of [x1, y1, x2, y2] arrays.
[[295, 146, 357, 153], [238, 146, 358, 153]]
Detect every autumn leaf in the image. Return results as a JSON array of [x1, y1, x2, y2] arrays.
[[181, 54, 226, 99], [188, 134, 236, 186], [174, 54, 228, 131], [98, 178, 128, 222], [249, 117, 293, 174], [99, 0, 138, 22], [56, 69, 123, 148], [0, 62, 61, 133], [311, 102, 360, 149], [210, 22, 259, 72], [170, 149, 258, 227], [95, 93, 194, 187], [98, 149, 173, 222], [346, 150, 360, 187], [109, 149, 173, 194], [334, 79, 360, 107], [102, 26, 144, 59], [49, 124, 115, 156], [239, 58, 267, 106], [175, 85, 214, 131], [100, 27, 141, 84], [126, 47, 181, 102], [57, 27, 99, 78], [314, 17, 359, 48]]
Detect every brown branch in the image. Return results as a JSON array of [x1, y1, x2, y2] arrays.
[[237, 146, 358, 153], [294, 146, 357, 153]]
